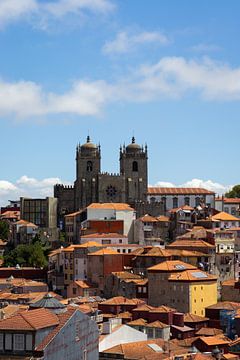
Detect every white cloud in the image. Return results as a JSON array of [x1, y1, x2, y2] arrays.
[[0, 176, 70, 206], [103, 30, 169, 54], [2, 56, 240, 120], [154, 178, 232, 196], [0, 0, 114, 28]]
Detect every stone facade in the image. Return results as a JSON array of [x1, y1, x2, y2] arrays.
[[54, 136, 151, 222]]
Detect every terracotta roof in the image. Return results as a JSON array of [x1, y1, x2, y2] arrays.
[[0, 211, 20, 219], [171, 324, 194, 332], [111, 271, 141, 280], [167, 239, 214, 248], [216, 197, 240, 204], [88, 248, 119, 255], [87, 203, 134, 211], [206, 301, 240, 310], [139, 247, 172, 257], [103, 338, 165, 358], [0, 308, 59, 330], [117, 311, 132, 319], [148, 260, 196, 272], [81, 233, 127, 238], [132, 304, 155, 312], [138, 214, 158, 222], [195, 327, 223, 336], [167, 249, 207, 257], [212, 211, 240, 222], [64, 211, 81, 217], [75, 241, 103, 248], [169, 269, 217, 282], [184, 313, 209, 323], [148, 187, 215, 195], [222, 279, 236, 287], [127, 318, 147, 326], [100, 296, 145, 306], [150, 305, 176, 313], [147, 320, 169, 329], [195, 335, 230, 346]]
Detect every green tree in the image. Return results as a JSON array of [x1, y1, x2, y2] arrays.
[[0, 221, 9, 240], [225, 185, 240, 198]]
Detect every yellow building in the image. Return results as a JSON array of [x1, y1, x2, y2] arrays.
[[148, 260, 217, 316], [168, 269, 217, 316]]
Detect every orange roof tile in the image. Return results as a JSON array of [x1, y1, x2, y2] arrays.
[[196, 335, 230, 346], [216, 197, 240, 204], [138, 214, 158, 223], [195, 327, 223, 336], [184, 313, 209, 323], [139, 247, 172, 257], [169, 205, 195, 213], [167, 239, 214, 248], [100, 296, 145, 306], [127, 318, 147, 326], [149, 305, 176, 313], [87, 203, 134, 211], [0, 308, 59, 331], [73, 280, 94, 289], [156, 215, 170, 222], [168, 269, 217, 282], [88, 248, 120, 255], [148, 187, 215, 195], [212, 211, 240, 222], [206, 301, 240, 310], [167, 249, 207, 257], [148, 260, 196, 272], [132, 304, 155, 312], [146, 320, 169, 328]]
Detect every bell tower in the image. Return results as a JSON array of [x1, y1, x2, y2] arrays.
[[120, 137, 148, 205], [74, 136, 101, 209]]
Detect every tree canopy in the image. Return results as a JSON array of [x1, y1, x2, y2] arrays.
[[3, 241, 48, 268], [0, 221, 9, 240], [225, 185, 240, 198]]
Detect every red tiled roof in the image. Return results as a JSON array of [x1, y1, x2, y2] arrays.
[[0, 308, 59, 331], [148, 187, 215, 195], [148, 260, 196, 272], [81, 233, 127, 238], [100, 296, 145, 306]]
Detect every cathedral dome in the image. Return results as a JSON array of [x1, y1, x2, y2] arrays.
[[126, 137, 141, 153], [81, 136, 97, 150]]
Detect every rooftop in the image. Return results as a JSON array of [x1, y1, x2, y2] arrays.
[[81, 232, 127, 238], [148, 260, 196, 272], [212, 211, 240, 222], [168, 269, 217, 282], [100, 296, 145, 306], [148, 187, 215, 195], [87, 203, 134, 211]]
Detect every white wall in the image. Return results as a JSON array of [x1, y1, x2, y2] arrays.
[[99, 325, 147, 352], [147, 194, 215, 211]]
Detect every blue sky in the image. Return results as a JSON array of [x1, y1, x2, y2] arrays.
[[0, 0, 240, 204]]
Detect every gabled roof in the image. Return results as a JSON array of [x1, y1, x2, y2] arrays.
[[88, 248, 119, 256], [167, 249, 207, 257], [195, 335, 230, 346], [146, 320, 169, 329], [0, 308, 59, 331], [87, 203, 134, 211], [167, 239, 215, 249], [148, 187, 215, 195], [140, 247, 172, 258], [195, 327, 223, 336], [127, 318, 147, 326], [148, 260, 196, 272], [100, 296, 145, 306], [212, 211, 240, 222], [149, 305, 176, 313], [132, 304, 155, 312], [184, 313, 209, 323]]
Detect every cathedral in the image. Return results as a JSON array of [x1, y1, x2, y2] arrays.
[[54, 136, 149, 218]]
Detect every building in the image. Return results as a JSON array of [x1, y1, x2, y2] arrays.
[[148, 260, 217, 316], [134, 214, 170, 246], [54, 136, 148, 220], [20, 197, 58, 244], [211, 212, 240, 229], [147, 187, 215, 211], [215, 197, 240, 217], [0, 307, 99, 359], [81, 232, 128, 246]]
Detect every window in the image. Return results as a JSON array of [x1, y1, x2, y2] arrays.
[[102, 239, 111, 245], [224, 207, 229, 213], [14, 334, 25, 351], [143, 287, 147, 293], [26, 334, 32, 351], [65, 274, 68, 280], [138, 287, 142, 293], [119, 239, 122, 244], [132, 161, 138, 172], [73, 288, 77, 295], [231, 207, 236, 215], [184, 197, 190, 206], [173, 197, 178, 208], [150, 197, 156, 204], [5, 334, 12, 350], [87, 161, 93, 172], [70, 274, 73, 280]]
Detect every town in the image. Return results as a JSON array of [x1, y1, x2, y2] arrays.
[[0, 136, 240, 359]]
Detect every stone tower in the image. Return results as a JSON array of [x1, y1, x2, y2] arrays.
[[120, 137, 148, 205], [74, 136, 101, 209]]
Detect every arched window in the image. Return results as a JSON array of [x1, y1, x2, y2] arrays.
[[184, 197, 190, 206], [132, 161, 138, 172], [87, 161, 93, 172]]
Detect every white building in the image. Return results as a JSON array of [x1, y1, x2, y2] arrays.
[[84, 203, 136, 239], [81, 232, 128, 245], [147, 187, 215, 212], [212, 212, 240, 229]]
